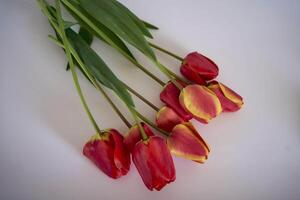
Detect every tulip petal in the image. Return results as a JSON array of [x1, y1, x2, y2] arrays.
[[180, 62, 206, 85], [132, 140, 154, 190], [156, 106, 186, 132], [83, 133, 122, 179], [133, 136, 175, 191], [148, 137, 176, 183], [109, 129, 131, 175], [167, 123, 210, 163], [208, 81, 243, 112], [179, 84, 222, 123], [160, 81, 193, 121], [124, 123, 154, 152], [180, 52, 219, 84]]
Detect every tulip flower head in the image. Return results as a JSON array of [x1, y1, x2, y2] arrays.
[[124, 123, 154, 152], [125, 123, 176, 191], [167, 122, 210, 163], [160, 81, 193, 121], [83, 129, 131, 179], [156, 106, 186, 132], [179, 84, 222, 123], [208, 81, 244, 112], [132, 136, 176, 191], [180, 52, 219, 84]]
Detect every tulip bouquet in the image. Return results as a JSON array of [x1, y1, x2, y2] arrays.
[[37, 0, 244, 191]]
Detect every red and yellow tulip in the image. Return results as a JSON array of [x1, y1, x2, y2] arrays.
[[160, 81, 193, 121], [83, 129, 131, 179], [208, 81, 243, 112], [156, 106, 186, 132], [123, 123, 154, 152], [132, 136, 176, 191], [179, 84, 222, 123], [167, 122, 210, 163], [180, 52, 219, 85]]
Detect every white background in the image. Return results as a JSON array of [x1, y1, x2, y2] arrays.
[[1, 0, 300, 199]]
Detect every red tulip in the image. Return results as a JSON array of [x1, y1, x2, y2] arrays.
[[156, 106, 186, 132], [160, 81, 192, 121], [180, 52, 219, 84], [179, 84, 222, 123], [207, 81, 244, 112], [132, 136, 176, 191], [124, 123, 154, 152], [83, 129, 130, 179], [167, 122, 210, 163]]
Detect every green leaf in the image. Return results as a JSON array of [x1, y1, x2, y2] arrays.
[[66, 27, 93, 71], [66, 28, 135, 107], [63, 21, 77, 29], [142, 20, 159, 30], [65, 27, 93, 71], [47, 6, 92, 70], [62, 0, 136, 61], [79, 0, 156, 61], [79, 27, 93, 46], [47, 5, 76, 29], [110, 0, 153, 38]]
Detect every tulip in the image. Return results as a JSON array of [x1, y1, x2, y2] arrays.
[[179, 84, 222, 123], [207, 81, 243, 112], [123, 123, 154, 152], [180, 52, 219, 84], [160, 81, 192, 121], [167, 122, 210, 163], [156, 106, 186, 132], [132, 136, 176, 191], [83, 129, 130, 179]]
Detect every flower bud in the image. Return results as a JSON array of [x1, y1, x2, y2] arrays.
[[133, 136, 176, 191], [83, 129, 130, 179], [207, 81, 243, 112], [167, 122, 210, 163], [179, 84, 222, 123], [180, 52, 219, 84], [156, 106, 186, 132], [124, 123, 154, 152], [160, 81, 193, 121]]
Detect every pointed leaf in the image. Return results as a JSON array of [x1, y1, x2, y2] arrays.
[[63, 21, 77, 29], [62, 0, 136, 61], [79, 0, 156, 61], [66, 29, 135, 107], [79, 27, 93, 46], [142, 20, 159, 30], [111, 0, 153, 38], [66, 27, 93, 71], [47, 5, 76, 29]]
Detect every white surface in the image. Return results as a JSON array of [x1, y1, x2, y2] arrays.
[[1, 0, 300, 199]]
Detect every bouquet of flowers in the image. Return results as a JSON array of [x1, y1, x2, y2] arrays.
[[37, 0, 243, 191]]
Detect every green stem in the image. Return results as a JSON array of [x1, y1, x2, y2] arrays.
[[149, 42, 184, 61], [49, 35, 162, 114], [40, 0, 173, 139], [131, 61, 165, 86], [155, 61, 173, 80], [54, 0, 101, 134], [60, 0, 165, 87], [94, 81, 132, 128], [135, 110, 169, 137], [47, 30, 132, 129], [49, 35, 160, 128], [128, 107, 148, 140], [41, 0, 133, 132], [156, 62, 184, 90], [121, 81, 159, 112], [157, 62, 188, 84]]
